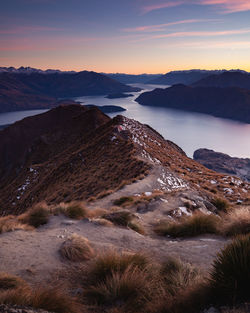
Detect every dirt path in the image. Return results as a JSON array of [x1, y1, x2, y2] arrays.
[[0, 215, 227, 285]]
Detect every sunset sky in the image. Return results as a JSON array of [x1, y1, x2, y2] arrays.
[[1, 0, 250, 73]]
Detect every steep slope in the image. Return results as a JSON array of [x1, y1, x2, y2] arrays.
[[136, 84, 250, 123], [0, 71, 140, 113], [0, 73, 56, 113], [194, 149, 250, 182], [192, 71, 250, 89], [0, 105, 249, 215], [148, 70, 226, 85]]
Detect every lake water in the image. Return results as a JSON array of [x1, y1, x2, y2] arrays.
[[0, 83, 250, 158]]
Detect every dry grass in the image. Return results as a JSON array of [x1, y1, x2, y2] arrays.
[[128, 221, 145, 235], [221, 207, 250, 236], [113, 196, 134, 206], [86, 251, 149, 284], [154, 213, 220, 237], [20, 203, 50, 228], [91, 218, 113, 227], [210, 234, 250, 305], [59, 234, 95, 262], [102, 210, 134, 227], [58, 202, 87, 220], [0, 286, 80, 313], [0, 273, 27, 290], [0, 216, 33, 234], [84, 266, 156, 311], [211, 197, 230, 212]]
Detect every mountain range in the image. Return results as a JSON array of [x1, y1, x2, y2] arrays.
[[136, 72, 250, 123], [0, 70, 140, 113], [0, 104, 249, 215]]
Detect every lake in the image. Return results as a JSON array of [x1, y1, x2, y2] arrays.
[[1, 83, 250, 158]]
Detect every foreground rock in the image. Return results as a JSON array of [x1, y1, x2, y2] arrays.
[[194, 149, 250, 182]]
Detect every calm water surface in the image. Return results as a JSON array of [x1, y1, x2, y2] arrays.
[[0, 84, 250, 158]]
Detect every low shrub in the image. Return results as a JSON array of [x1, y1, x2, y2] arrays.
[[113, 197, 134, 206], [154, 213, 219, 237], [59, 234, 95, 262], [210, 234, 250, 304]]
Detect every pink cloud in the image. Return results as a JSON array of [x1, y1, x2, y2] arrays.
[[140, 0, 250, 14], [200, 0, 250, 13], [123, 19, 218, 33], [152, 28, 250, 38], [141, 1, 184, 14]]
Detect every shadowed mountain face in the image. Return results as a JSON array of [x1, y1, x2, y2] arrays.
[[194, 149, 250, 182], [148, 70, 226, 85], [0, 71, 140, 113], [136, 84, 250, 123], [192, 71, 250, 89], [0, 105, 249, 215]]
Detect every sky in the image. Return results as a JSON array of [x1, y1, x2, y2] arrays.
[[1, 0, 250, 73]]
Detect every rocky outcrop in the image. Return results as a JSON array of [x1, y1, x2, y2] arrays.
[[194, 149, 250, 182]]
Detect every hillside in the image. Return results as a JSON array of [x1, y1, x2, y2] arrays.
[[192, 71, 250, 89], [136, 84, 250, 123], [105, 73, 161, 84], [194, 149, 250, 182], [0, 104, 249, 215], [0, 70, 140, 113], [148, 70, 226, 85]]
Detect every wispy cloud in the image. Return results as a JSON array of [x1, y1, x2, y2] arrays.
[[141, 1, 184, 14], [152, 28, 250, 38], [123, 19, 219, 33], [200, 0, 250, 13], [140, 0, 250, 14]]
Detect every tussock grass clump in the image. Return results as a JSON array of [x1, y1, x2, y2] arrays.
[[0, 286, 80, 313], [86, 251, 149, 284], [25, 204, 50, 228], [113, 196, 134, 206], [212, 198, 230, 212], [222, 207, 250, 236], [59, 234, 95, 262], [102, 210, 133, 227], [0, 273, 27, 290], [210, 234, 250, 304], [83, 252, 156, 312], [128, 221, 145, 235], [84, 266, 155, 310], [160, 257, 203, 296], [60, 202, 87, 220], [0, 216, 32, 234], [154, 213, 219, 237]]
